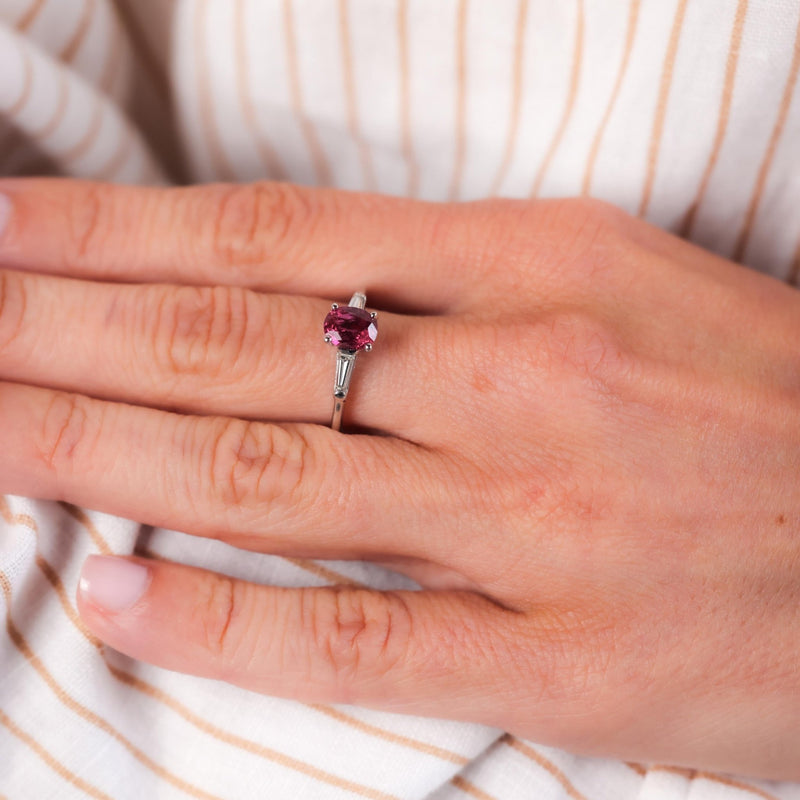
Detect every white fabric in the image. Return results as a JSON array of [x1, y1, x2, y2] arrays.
[[1, 1, 800, 798]]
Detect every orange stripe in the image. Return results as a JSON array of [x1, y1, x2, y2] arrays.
[[397, 0, 419, 197], [504, 736, 590, 800], [733, 8, 800, 262], [530, 0, 584, 197], [137, 547, 358, 592], [0, 497, 39, 537], [283, 556, 361, 585], [582, 0, 641, 196], [4, 494, 117, 649], [640, 765, 780, 800], [624, 761, 647, 776], [638, 0, 690, 217], [136, 548, 359, 591], [448, 0, 469, 201], [680, 0, 749, 237], [0, 707, 116, 800], [310, 704, 469, 765], [59, 0, 96, 63], [233, 0, 287, 180], [15, 0, 47, 31], [651, 763, 697, 778], [451, 775, 500, 800], [194, 0, 236, 181], [283, 0, 332, 185], [108, 667, 401, 800], [0, 572, 225, 800], [58, 502, 112, 554], [693, 771, 781, 800], [489, 0, 529, 197], [339, 0, 377, 191], [36, 552, 101, 646], [7, 45, 34, 118]]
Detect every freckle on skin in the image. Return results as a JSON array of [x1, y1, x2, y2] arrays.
[[471, 371, 495, 394], [776, 514, 786, 525]]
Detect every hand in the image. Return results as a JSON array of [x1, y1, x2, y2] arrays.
[[1, 179, 798, 780]]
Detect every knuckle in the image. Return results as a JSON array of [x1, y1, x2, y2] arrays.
[[193, 574, 262, 678], [196, 573, 238, 659], [64, 183, 113, 266], [206, 182, 318, 275], [519, 611, 633, 746], [202, 419, 313, 513], [517, 613, 594, 701], [464, 198, 631, 298], [559, 195, 627, 224], [150, 285, 253, 378], [310, 589, 412, 691], [551, 196, 629, 244], [549, 197, 630, 279], [0, 271, 27, 354], [37, 392, 97, 474]]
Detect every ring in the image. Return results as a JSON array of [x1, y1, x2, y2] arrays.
[[323, 292, 378, 432]]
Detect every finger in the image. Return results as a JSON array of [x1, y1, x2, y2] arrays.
[[0, 382, 442, 560], [0, 178, 490, 313], [77, 555, 523, 722], [0, 269, 429, 433]]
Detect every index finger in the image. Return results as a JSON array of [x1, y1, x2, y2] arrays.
[[0, 178, 489, 313]]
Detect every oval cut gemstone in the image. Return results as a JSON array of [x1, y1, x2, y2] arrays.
[[323, 306, 378, 351]]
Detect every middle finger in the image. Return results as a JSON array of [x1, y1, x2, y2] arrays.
[[0, 269, 433, 436]]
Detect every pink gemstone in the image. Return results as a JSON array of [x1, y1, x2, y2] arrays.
[[324, 306, 378, 351]]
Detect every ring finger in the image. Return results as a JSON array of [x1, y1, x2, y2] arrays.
[[0, 380, 449, 561], [0, 268, 436, 436]]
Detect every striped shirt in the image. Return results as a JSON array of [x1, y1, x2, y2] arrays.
[[1, 1, 799, 798]]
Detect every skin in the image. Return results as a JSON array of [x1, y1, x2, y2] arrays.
[[0, 178, 798, 779]]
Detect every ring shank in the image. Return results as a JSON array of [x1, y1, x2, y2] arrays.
[[331, 397, 345, 432]]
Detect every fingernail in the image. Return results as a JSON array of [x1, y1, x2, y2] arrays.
[[0, 194, 11, 239], [79, 555, 150, 613]]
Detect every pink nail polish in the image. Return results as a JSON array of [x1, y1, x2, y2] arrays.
[[79, 555, 150, 613]]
